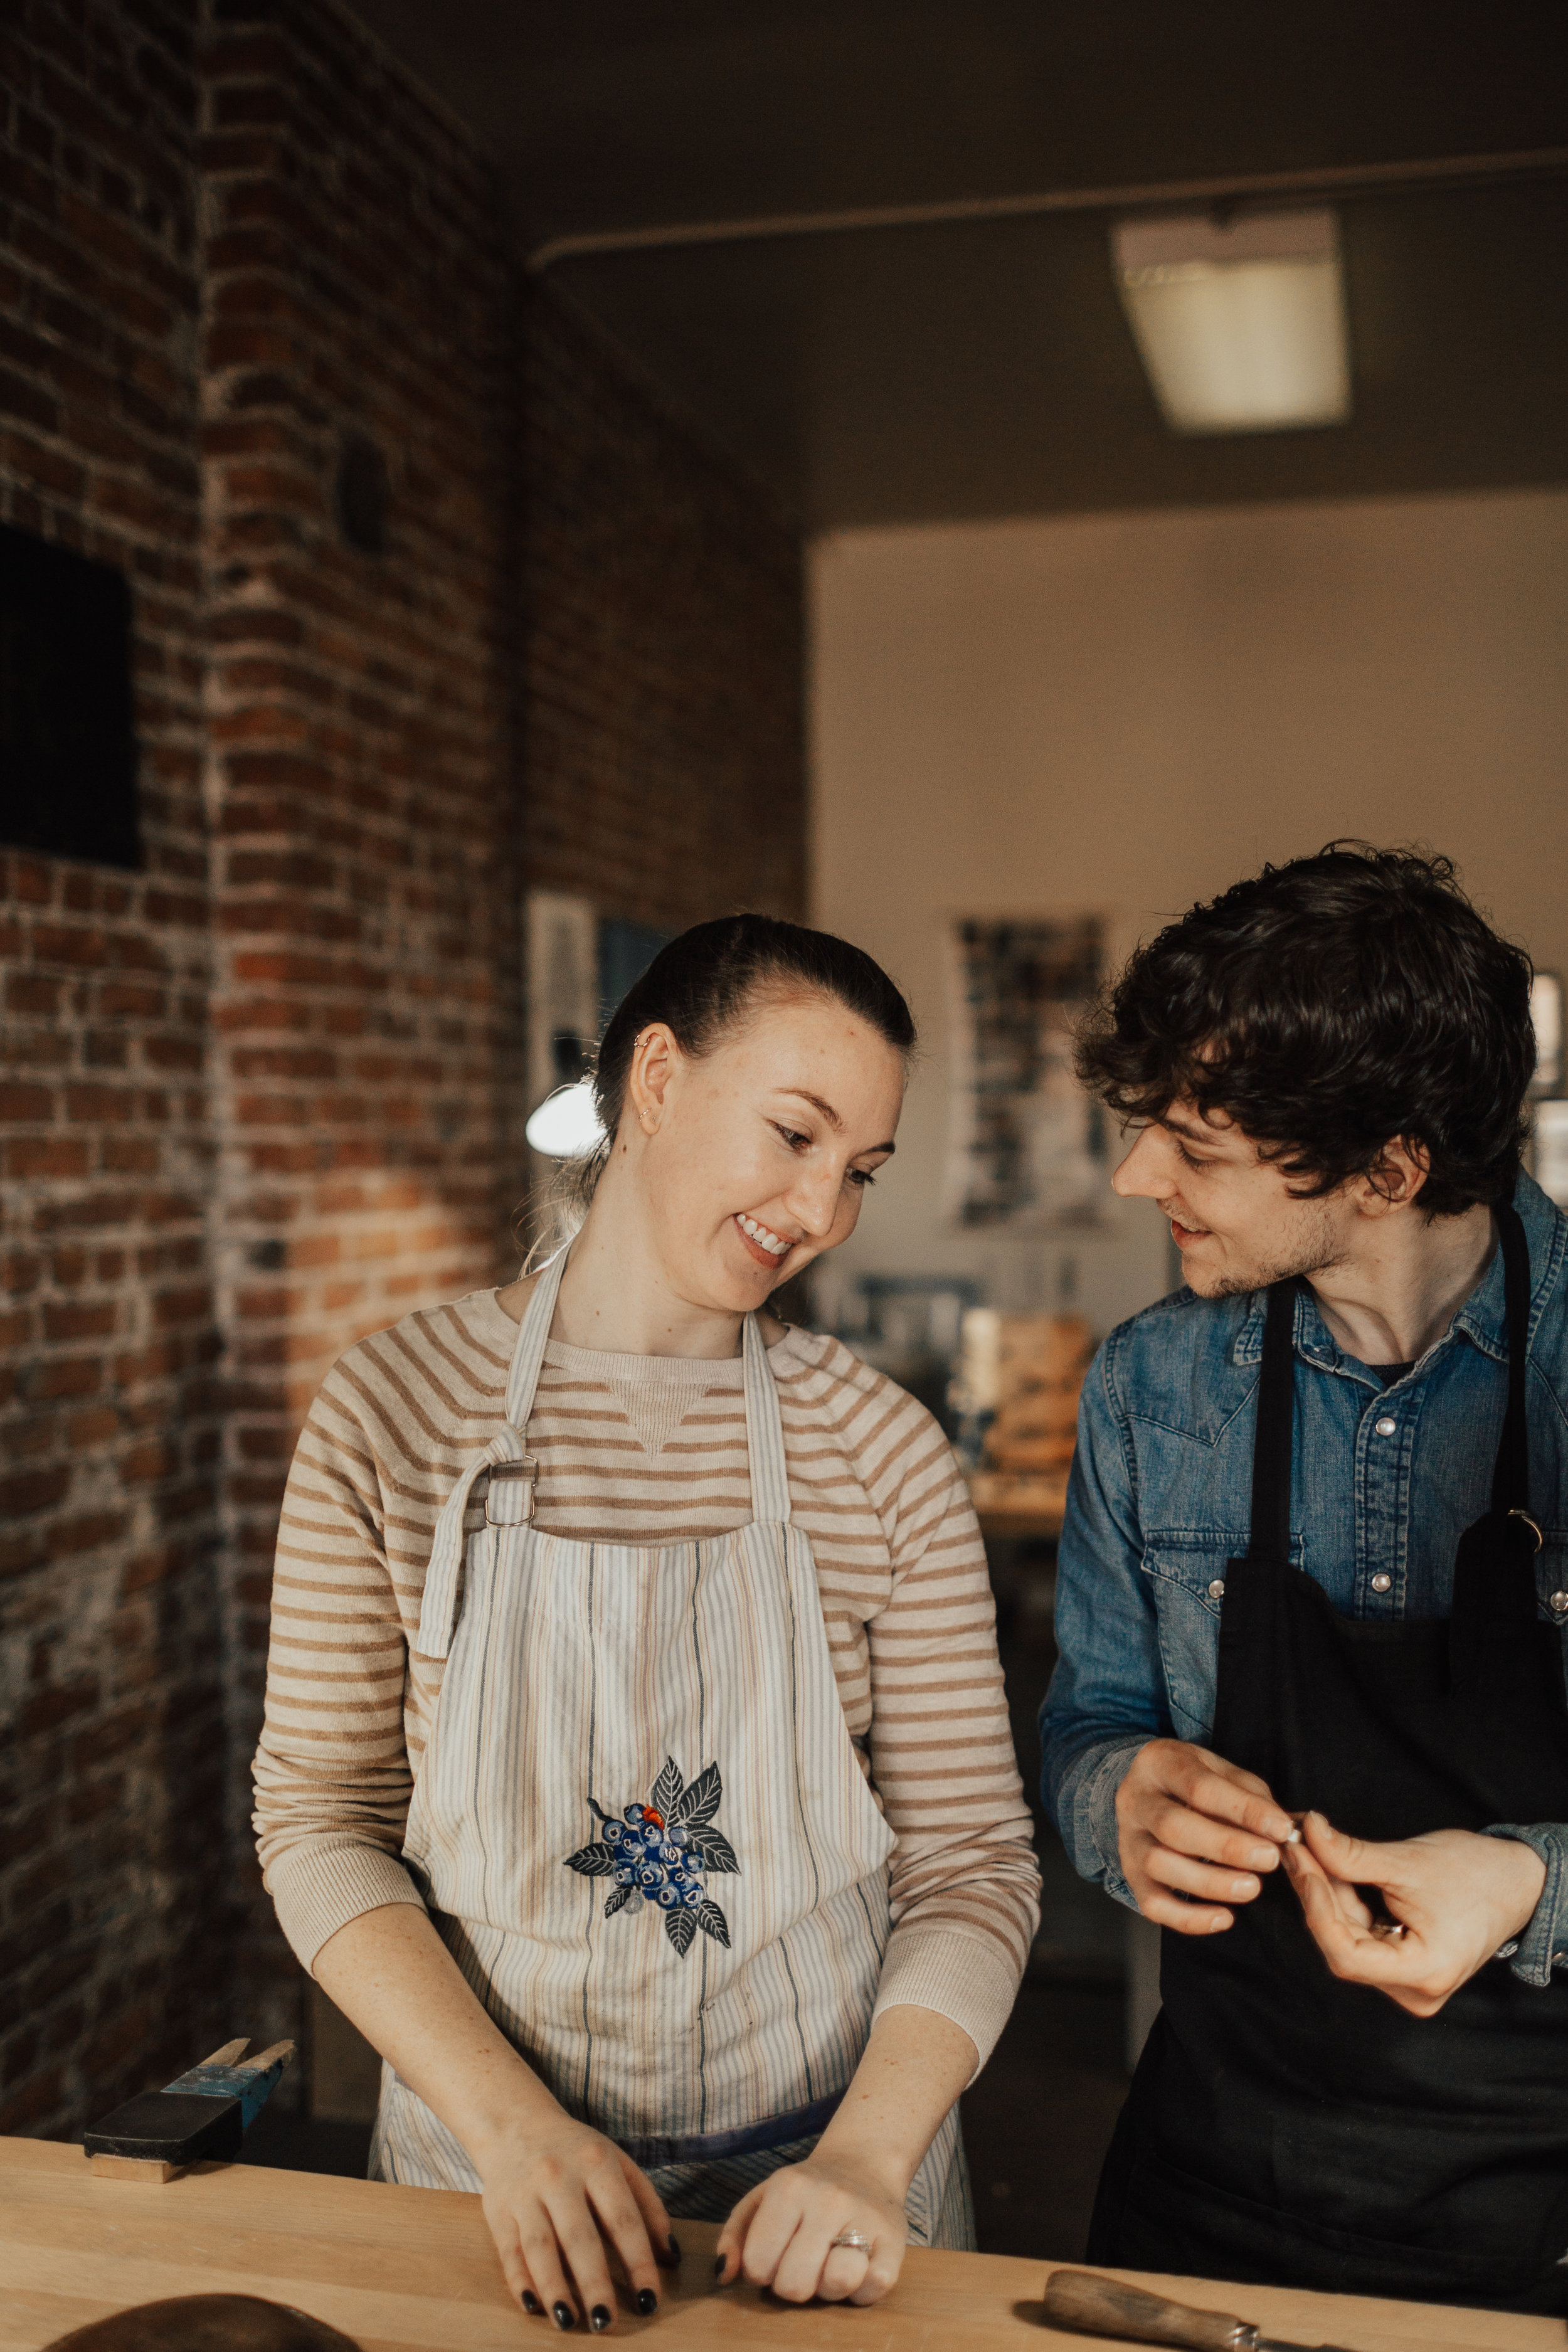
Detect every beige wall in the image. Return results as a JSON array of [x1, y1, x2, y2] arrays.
[[809, 487, 1568, 1335]]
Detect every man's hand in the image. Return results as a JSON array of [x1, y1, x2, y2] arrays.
[[1116, 1738, 1298, 1932], [1284, 1814, 1547, 2016]]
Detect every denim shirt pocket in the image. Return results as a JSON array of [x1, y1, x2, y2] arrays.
[[1140, 1530, 1301, 1744]]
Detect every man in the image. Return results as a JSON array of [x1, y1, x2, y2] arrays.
[[1041, 845, 1568, 2315]]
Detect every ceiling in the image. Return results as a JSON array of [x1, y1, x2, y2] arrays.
[[350, 0, 1568, 529]]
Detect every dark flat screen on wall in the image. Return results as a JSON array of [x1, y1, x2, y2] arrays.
[[0, 522, 140, 869]]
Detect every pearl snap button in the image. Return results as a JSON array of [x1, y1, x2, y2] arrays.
[[1370, 1572, 1392, 1594], [1207, 1579, 1226, 1601], [1551, 1592, 1568, 1617], [1374, 1415, 1397, 1436]]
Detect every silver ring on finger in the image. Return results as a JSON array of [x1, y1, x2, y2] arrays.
[[829, 2230, 872, 2252]]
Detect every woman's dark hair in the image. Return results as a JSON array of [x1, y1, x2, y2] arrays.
[[1076, 845, 1534, 1216], [550, 913, 914, 1226]]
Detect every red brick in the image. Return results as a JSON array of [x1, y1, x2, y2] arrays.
[[33, 1357, 102, 1399], [8, 1137, 90, 1178], [0, 1082, 55, 1120]]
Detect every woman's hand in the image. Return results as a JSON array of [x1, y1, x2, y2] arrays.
[[714, 2149, 908, 2306], [711, 2005, 976, 2308], [475, 2113, 677, 2331], [1284, 1813, 1546, 2017]]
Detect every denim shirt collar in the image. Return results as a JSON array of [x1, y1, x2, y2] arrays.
[[1229, 1172, 1566, 1376]]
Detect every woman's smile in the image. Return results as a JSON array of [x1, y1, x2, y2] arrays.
[[733, 1211, 793, 1266]]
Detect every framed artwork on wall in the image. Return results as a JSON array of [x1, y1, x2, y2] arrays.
[[943, 914, 1108, 1229]]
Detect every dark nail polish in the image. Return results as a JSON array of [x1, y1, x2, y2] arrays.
[[522, 2292, 542, 2314], [712, 2257, 728, 2283], [667, 2235, 682, 2264], [553, 2304, 575, 2331], [636, 2290, 658, 2316], [590, 2309, 612, 2333]]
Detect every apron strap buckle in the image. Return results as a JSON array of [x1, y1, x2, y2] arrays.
[[485, 1456, 539, 1526]]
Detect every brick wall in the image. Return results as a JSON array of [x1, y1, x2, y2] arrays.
[[1, 0, 805, 2141], [0, 0, 227, 2137], [199, 0, 520, 2052]]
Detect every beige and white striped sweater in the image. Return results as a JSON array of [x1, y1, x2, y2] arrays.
[[252, 1286, 1041, 2069]]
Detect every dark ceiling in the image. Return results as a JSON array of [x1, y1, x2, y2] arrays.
[[350, 0, 1568, 529]]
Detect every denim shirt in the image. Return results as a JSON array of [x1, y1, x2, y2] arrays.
[[1040, 1172, 1568, 1988]]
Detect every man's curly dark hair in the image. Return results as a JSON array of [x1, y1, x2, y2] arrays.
[[1075, 844, 1535, 1216]]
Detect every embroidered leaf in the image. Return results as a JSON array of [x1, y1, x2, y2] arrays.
[[604, 1884, 635, 1918], [563, 1841, 617, 1877], [650, 1757, 684, 1818], [670, 1761, 722, 1829], [663, 1905, 697, 1956], [685, 1826, 739, 1875], [695, 1898, 731, 1947]]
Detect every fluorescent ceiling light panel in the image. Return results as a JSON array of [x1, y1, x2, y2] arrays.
[[1113, 208, 1352, 435]]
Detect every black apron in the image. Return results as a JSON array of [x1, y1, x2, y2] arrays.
[[1089, 1205, 1568, 2314]]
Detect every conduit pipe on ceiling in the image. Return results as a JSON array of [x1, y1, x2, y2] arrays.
[[527, 145, 1568, 274]]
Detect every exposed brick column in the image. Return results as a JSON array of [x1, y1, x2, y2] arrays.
[[198, 1, 521, 2047], [3, 0, 805, 2141], [0, 0, 228, 2137]]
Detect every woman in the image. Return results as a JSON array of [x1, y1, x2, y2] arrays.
[[254, 915, 1039, 2329]]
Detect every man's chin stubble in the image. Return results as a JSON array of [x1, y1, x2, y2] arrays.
[[1199, 1237, 1347, 1300]]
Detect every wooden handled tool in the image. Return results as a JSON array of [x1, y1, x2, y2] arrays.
[[83, 2038, 297, 2183], [1043, 2269, 1363, 2352]]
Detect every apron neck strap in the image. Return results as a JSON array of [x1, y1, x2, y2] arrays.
[[1248, 1279, 1298, 1563], [506, 1254, 792, 1525], [505, 1248, 569, 1433], [1490, 1200, 1532, 1516], [743, 1310, 792, 1525]]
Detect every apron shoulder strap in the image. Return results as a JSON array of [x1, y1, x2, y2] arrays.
[[743, 1311, 792, 1525], [1490, 1200, 1533, 1517], [506, 1247, 569, 1431], [413, 1253, 566, 1661], [415, 1428, 529, 1660], [1246, 1279, 1297, 1564]]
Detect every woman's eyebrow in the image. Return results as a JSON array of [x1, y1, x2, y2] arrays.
[[778, 1088, 896, 1156], [779, 1087, 844, 1130]]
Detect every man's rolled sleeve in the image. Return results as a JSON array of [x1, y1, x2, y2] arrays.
[[1483, 1823, 1568, 1986], [1040, 1332, 1167, 1914]]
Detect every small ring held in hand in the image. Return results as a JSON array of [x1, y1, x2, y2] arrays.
[[830, 2230, 873, 2252]]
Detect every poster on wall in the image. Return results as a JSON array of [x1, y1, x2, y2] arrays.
[[943, 915, 1108, 1227]]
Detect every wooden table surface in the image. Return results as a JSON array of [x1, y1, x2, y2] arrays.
[[3, 2136, 1563, 2352]]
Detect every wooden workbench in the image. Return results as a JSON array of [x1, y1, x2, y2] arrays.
[[2, 2136, 1562, 2352]]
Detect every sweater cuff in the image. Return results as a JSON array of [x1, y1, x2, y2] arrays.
[[264, 1838, 427, 1975], [872, 1926, 1025, 2084]]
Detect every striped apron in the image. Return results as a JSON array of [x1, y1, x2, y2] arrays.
[[369, 1251, 971, 2243]]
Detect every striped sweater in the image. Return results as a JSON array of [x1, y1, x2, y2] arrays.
[[252, 1285, 1041, 2069]]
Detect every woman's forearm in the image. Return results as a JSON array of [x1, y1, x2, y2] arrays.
[[313, 1901, 563, 2165], [813, 2003, 976, 2197]]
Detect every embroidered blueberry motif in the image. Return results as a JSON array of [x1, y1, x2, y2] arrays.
[[563, 1756, 738, 1955]]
